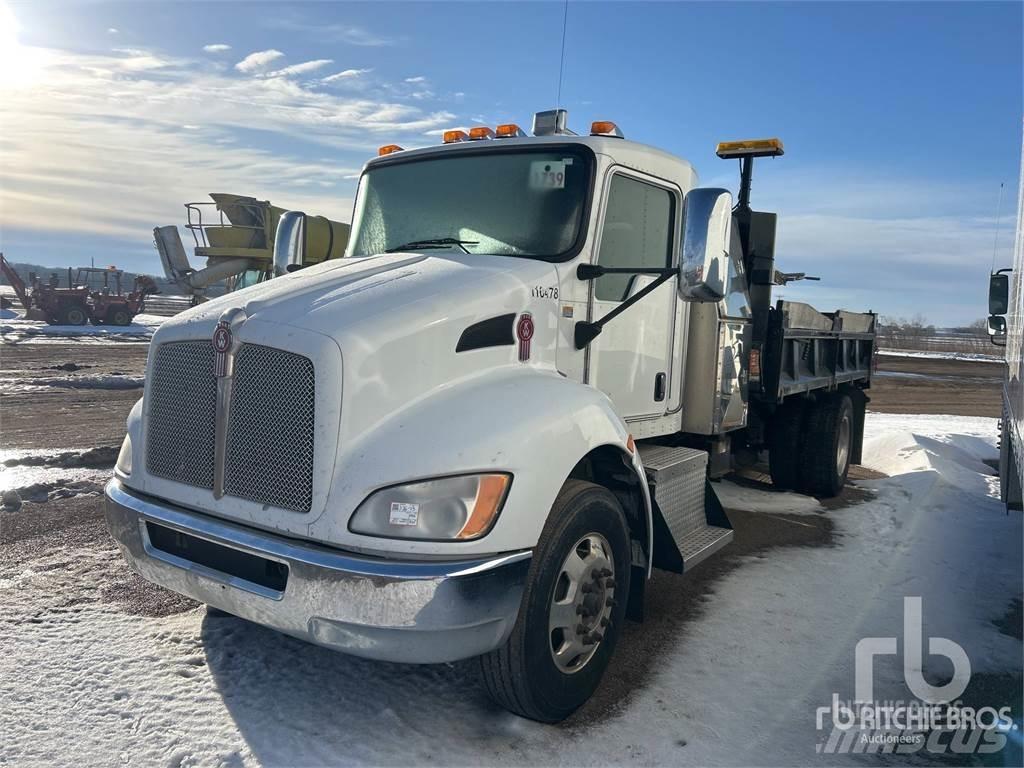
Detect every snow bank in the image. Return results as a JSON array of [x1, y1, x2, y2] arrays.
[[1, 413, 1019, 767], [0, 313, 168, 345], [877, 349, 1004, 363]]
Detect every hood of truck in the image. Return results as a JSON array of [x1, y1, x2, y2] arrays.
[[139, 252, 566, 538]]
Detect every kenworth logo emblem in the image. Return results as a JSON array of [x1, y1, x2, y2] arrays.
[[516, 313, 534, 362], [213, 322, 232, 377]]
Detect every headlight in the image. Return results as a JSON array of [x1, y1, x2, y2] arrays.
[[349, 474, 511, 541], [115, 434, 132, 476]]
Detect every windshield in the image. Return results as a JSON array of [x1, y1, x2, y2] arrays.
[[348, 147, 592, 260]]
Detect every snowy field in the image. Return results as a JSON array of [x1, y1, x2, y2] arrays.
[[0, 312, 169, 344], [1, 412, 1020, 767]]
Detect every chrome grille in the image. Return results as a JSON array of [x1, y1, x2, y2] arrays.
[[145, 341, 316, 513], [224, 345, 315, 513], [146, 342, 217, 489]]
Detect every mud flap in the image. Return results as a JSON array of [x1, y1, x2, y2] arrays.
[[849, 388, 869, 465], [638, 445, 734, 574]]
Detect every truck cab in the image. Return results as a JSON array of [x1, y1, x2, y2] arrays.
[[106, 110, 874, 723]]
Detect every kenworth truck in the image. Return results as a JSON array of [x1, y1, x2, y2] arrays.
[[105, 110, 876, 722]]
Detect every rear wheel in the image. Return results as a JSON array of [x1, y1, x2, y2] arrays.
[[478, 479, 631, 722], [768, 400, 805, 490], [799, 393, 853, 497], [107, 307, 131, 326], [59, 304, 88, 326]]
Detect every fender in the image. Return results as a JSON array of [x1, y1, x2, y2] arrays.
[[309, 366, 655, 561]]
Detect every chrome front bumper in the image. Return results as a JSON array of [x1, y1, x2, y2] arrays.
[[104, 479, 531, 663]]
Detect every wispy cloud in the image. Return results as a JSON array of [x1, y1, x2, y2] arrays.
[[235, 49, 284, 73], [263, 58, 333, 78], [106, 27, 118, 34], [322, 68, 372, 83], [0, 44, 457, 244], [268, 17, 398, 47], [203, 43, 231, 53], [404, 76, 427, 84]]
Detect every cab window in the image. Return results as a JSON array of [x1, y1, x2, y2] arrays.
[[594, 174, 675, 301]]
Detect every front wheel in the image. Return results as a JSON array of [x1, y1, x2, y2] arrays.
[[478, 480, 631, 722]]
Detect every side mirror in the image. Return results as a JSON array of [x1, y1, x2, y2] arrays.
[[989, 272, 1010, 315], [679, 188, 731, 302], [988, 314, 1007, 347], [273, 211, 307, 277]]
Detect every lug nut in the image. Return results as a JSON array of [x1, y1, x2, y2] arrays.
[[600, 568, 612, 577], [575, 604, 587, 615], [605, 577, 616, 588], [581, 583, 593, 594], [606, 597, 617, 607], [575, 624, 586, 635], [600, 617, 610, 627]]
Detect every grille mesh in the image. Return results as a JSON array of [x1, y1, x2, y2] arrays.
[[224, 344, 315, 513], [145, 340, 316, 513], [146, 342, 217, 489]]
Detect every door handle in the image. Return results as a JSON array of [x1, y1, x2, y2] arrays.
[[654, 372, 666, 402]]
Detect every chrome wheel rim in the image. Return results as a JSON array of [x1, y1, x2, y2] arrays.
[[837, 410, 851, 477], [548, 532, 615, 674]]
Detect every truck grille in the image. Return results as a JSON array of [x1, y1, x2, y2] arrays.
[[145, 341, 316, 513]]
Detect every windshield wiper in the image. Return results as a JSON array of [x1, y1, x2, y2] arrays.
[[386, 237, 479, 254]]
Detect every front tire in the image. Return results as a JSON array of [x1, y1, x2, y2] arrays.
[[478, 479, 631, 722]]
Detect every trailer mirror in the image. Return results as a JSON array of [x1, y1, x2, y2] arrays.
[[273, 211, 307, 277], [989, 272, 1010, 315], [679, 188, 731, 302]]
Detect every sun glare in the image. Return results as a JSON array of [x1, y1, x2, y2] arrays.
[[0, 2, 47, 89]]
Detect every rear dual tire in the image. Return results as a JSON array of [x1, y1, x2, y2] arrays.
[[478, 480, 631, 723], [769, 393, 853, 497]]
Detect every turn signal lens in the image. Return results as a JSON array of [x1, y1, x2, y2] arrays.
[[495, 123, 526, 138], [378, 144, 403, 156], [468, 126, 494, 141], [590, 120, 623, 138], [443, 129, 468, 144], [458, 475, 511, 539]]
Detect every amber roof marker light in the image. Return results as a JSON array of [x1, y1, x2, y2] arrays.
[[495, 123, 526, 138], [378, 144, 404, 156], [443, 129, 469, 144]]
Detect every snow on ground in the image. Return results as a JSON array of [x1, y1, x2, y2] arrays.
[[1, 413, 1020, 767], [0, 312, 169, 344], [877, 348, 1004, 363], [0, 374, 145, 394]]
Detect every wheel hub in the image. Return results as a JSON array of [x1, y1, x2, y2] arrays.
[[548, 533, 616, 674]]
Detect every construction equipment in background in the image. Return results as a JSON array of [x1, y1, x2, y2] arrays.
[[154, 193, 350, 300], [0, 253, 159, 326]]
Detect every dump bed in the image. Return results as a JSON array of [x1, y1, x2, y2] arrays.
[[758, 300, 876, 403]]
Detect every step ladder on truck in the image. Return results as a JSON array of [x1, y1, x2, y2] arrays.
[[104, 111, 876, 723]]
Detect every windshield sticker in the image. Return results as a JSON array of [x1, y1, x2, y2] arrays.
[[530, 160, 566, 189]]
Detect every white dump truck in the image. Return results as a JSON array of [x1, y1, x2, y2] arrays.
[[106, 110, 876, 722]]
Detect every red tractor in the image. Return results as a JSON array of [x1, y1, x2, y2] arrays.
[[1, 254, 159, 326]]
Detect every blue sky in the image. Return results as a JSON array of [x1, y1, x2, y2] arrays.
[[1, 0, 1021, 325]]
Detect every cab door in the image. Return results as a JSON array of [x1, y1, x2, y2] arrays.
[[586, 170, 680, 420]]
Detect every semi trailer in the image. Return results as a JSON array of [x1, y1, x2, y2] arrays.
[[105, 110, 876, 722], [987, 123, 1023, 511]]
